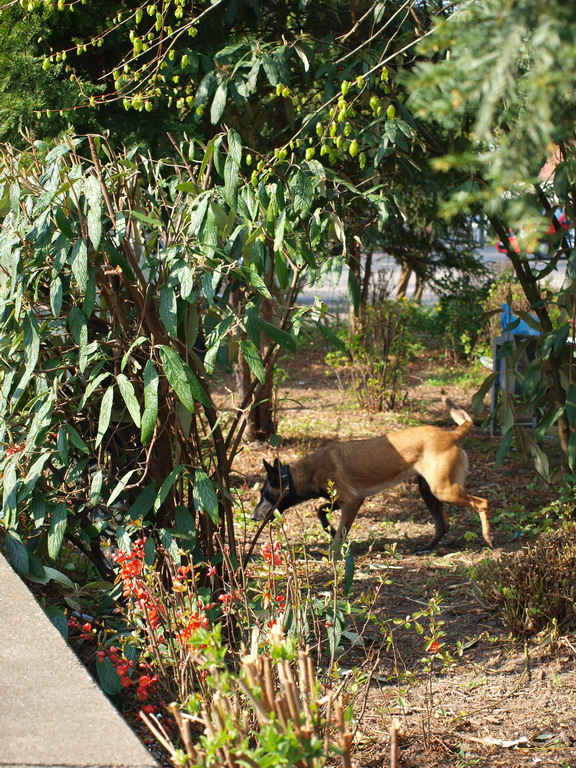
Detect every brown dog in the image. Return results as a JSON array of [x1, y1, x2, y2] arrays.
[[253, 399, 492, 552]]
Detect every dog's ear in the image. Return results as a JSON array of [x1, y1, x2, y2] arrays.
[[263, 459, 275, 480], [273, 457, 282, 473]]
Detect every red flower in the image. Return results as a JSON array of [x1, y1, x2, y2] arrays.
[[176, 564, 192, 580], [6, 441, 25, 457], [178, 611, 210, 643], [120, 676, 132, 688], [428, 641, 440, 653], [261, 541, 282, 566]]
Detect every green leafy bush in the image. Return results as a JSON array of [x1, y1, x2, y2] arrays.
[[425, 271, 494, 361], [472, 522, 576, 636], [325, 300, 420, 411], [0, 133, 332, 585]]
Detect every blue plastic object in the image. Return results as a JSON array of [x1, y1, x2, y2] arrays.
[[500, 303, 540, 336]]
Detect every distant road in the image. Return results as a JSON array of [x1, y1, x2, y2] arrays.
[[298, 245, 569, 309]]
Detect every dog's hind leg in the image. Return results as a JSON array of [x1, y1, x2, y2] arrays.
[[414, 474, 449, 553], [429, 480, 493, 548]]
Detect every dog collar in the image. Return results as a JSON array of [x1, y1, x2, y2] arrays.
[[280, 464, 292, 494]]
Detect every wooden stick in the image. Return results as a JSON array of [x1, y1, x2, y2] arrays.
[[390, 717, 400, 768]]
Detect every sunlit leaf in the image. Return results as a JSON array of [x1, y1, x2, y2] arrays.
[[117, 373, 141, 428], [193, 468, 219, 525], [47, 503, 67, 560], [141, 360, 159, 445]]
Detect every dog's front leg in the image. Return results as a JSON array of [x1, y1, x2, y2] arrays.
[[332, 499, 362, 546], [317, 502, 337, 536]]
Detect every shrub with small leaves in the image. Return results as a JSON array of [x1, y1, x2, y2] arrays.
[[472, 522, 576, 636]]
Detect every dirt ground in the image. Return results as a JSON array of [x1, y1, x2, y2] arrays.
[[228, 338, 576, 768]]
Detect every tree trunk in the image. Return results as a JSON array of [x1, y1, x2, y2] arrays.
[[395, 261, 412, 300], [348, 238, 364, 334], [412, 273, 424, 303], [235, 351, 275, 442]]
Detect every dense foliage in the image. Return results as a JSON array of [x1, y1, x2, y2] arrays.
[[0, 132, 340, 581], [409, 0, 576, 476]]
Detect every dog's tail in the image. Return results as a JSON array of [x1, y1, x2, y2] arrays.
[[445, 398, 474, 439]]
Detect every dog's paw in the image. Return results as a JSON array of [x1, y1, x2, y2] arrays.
[[411, 545, 434, 556]]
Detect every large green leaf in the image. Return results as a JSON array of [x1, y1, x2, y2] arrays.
[[210, 80, 228, 124], [241, 264, 273, 298], [64, 424, 90, 454], [566, 383, 576, 427], [159, 283, 178, 338], [2, 461, 19, 529], [227, 128, 242, 165], [107, 469, 139, 507], [45, 606, 69, 640], [238, 339, 266, 384], [49, 275, 63, 316], [568, 431, 576, 472], [11, 311, 40, 409], [317, 323, 347, 353], [117, 373, 141, 428], [174, 506, 197, 551], [347, 270, 360, 315], [223, 154, 239, 211], [154, 464, 185, 513], [5, 531, 29, 575], [494, 427, 514, 469], [159, 528, 181, 563], [70, 238, 88, 293], [96, 386, 114, 448], [47, 503, 67, 560], [193, 469, 219, 525], [472, 372, 497, 416], [90, 469, 103, 506], [255, 317, 297, 352], [159, 346, 211, 410], [141, 360, 159, 445], [78, 372, 111, 410], [84, 176, 102, 250], [57, 428, 68, 465], [96, 656, 123, 695], [273, 209, 286, 253], [189, 193, 210, 235], [68, 306, 87, 346], [20, 453, 51, 499], [128, 483, 157, 520]]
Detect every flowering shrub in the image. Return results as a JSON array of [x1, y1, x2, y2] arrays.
[[70, 530, 359, 767]]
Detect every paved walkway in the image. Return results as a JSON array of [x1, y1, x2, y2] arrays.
[[0, 554, 159, 768]]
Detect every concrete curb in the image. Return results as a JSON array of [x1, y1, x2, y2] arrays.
[[0, 554, 159, 768]]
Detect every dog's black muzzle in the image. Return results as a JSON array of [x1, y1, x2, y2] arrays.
[[252, 464, 297, 521]]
